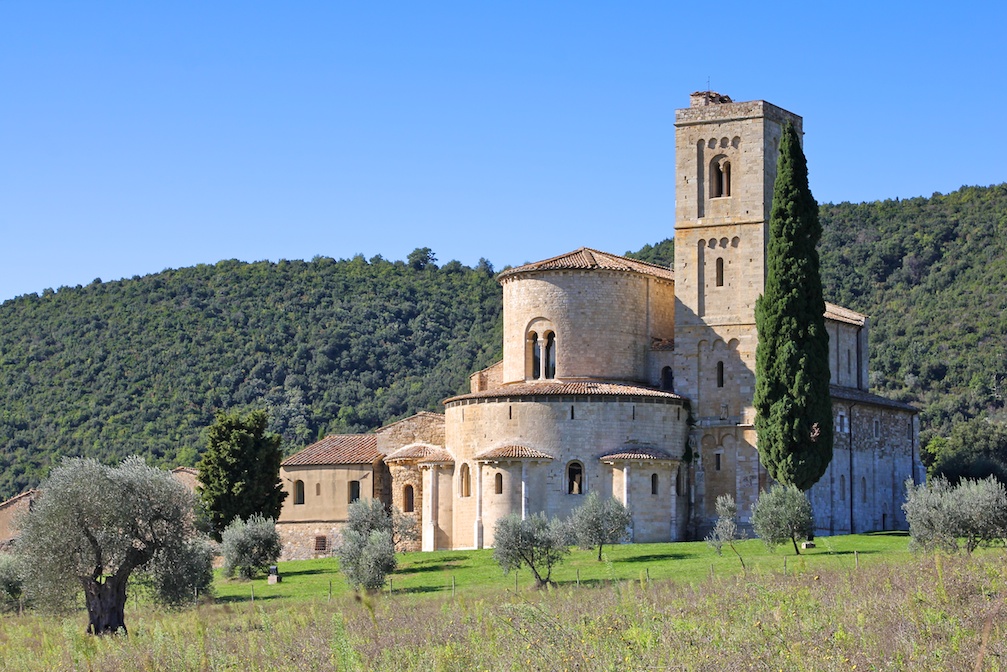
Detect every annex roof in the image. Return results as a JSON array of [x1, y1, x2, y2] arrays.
[[829, 385, 918, 413], [384, 443, 455, 464], [445, 381, 685, 404], [282, 435, 380, 467], [824, 302, 867, 326], [598, 445, 676, 461], [475, 445, 554, 460], [497, 247, 674, 282]]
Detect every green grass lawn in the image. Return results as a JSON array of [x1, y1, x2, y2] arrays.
[[212, 531, 914, 603]]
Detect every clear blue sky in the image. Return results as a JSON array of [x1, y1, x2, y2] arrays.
[[2, 2, 1004, 303]]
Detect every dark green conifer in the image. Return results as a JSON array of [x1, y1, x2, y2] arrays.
[[754, 123, 833, 490], [197, 409, 287, 539]]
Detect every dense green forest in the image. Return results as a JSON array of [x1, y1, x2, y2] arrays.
[[0, 252, 502, 497], [1, 184, 1005, 499]]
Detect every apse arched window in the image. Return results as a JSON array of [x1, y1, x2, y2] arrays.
[[294, 480, 305, 505], [403, 485, 415, 513], [349, 480, 361, 503], [715, 257, 724, 287], [717, 361, 725, 388], [567, 462, 584, 495], [530, 332, 541, 380], [651, 473, 659, 496], [494, 472, 503, 495], [460, 464, 471, 498], [661, 366, 674, 392], [544, 332, 556, 379]]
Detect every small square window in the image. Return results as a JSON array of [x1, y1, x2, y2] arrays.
[[314, 536, 328, 552]]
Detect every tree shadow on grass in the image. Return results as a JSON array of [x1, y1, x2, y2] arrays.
[[862, 530, 909, 537], [408, 554, 467, 565], [813, 549, 879, 556], [618, 552, 692, 563], [396, 563, 460, 575], [280, 568, 331, 577]]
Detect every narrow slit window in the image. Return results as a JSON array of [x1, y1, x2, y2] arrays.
[[715, 257, 724, 287], [403, 485, 414, 513], [651, 473, 659, 495], [494, 472, 503, 495], [294, 480, 305, 505], [315, 482, 321, 497], [460, 464, 471, 498], [717, 361, 725, 388], [712, 161, 724, 197], [544, 332, 556, 379], [530, 332, 541, 380], [715, 453, 722, 471], [840, 475, 846, 501]]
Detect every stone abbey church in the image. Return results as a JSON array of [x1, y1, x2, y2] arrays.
[[276, 92, 923, 558]]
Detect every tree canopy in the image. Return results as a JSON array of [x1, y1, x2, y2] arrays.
[[197, 409, 286, 538], [754, 122, 833, 490], [15, 457, 208, 634]]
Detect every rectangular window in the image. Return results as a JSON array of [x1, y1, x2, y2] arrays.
[[349, 480, 361, 503], [314, 536, 328, 552]]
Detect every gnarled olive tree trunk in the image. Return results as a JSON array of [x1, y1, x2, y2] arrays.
[[83, 574, 129, 635]]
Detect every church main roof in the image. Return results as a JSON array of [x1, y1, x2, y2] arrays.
[[445, 381, 685, 404], [497, 247, 674, 282], [282, 435, 381, 466]]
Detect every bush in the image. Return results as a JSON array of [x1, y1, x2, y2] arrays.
[[221, 515, 281, 579], [751, 485, 814, 554], [904, 476, 1007, 553], [336, 529, 396, 592], [705, 494, 747, 570], [0, 553, 24, 612], [143, 536, 216, 606], [493, 513, 569, 588], [569, 493, 632, 561], [345, 498, 416, 549]]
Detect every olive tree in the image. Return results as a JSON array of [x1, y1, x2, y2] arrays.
[[493, 513, 569, 588], [751, 484, 814, 555], [569, 492, 632, 561], [904, 476, 1007, 554], [15, 457, 209, 635], [706, 494, 747, 570], [336, 499, 414, 592], [220, 514, 281, 579]]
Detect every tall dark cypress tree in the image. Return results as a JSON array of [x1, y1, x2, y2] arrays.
[[197, 409, 287, 539], [754, 122, 833, 491]]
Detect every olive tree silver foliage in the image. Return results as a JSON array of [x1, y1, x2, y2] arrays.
[[706, 494, 747, 570], [336, 499, 413, 592], [493, 512, 569, 588], [751, 484, 814, 555], [569, 492, 632, 561], [903, 476, 1007, 554], [15, 457, 209, 635], [220, 514, 282, 579]]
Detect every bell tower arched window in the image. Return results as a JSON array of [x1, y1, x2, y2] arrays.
[[544, 332, 556, 379], [661, 366, 674, 391], [530, 332, 541, 380]]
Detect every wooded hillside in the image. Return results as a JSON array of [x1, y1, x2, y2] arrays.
[[1, 183, 1004, 498]]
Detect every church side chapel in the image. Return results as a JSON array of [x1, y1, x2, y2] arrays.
[[276, 92, 923, 559]]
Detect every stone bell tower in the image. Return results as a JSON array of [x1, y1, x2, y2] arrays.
[[671, 91, 803, 525]]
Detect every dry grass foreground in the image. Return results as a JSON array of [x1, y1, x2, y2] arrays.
[[0, 544, 1005, 670]]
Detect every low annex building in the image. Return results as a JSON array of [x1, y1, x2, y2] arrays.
[[276, 92, 923, 558]]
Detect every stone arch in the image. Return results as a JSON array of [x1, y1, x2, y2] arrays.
[[567, 461, 585, 494]]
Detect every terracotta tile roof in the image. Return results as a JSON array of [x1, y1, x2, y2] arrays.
[[824, 302, 867, 326], [445, 381, 685, 404], [497, 247, 674, 282], [830, 385, 918, 412], [475, 445, 554, 460], [385, 443, 455, 463], [0, 489, 37, 511], [282, 435, 380, 466], [171, 466, 198, 476], [598, 445, 676, 461]]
